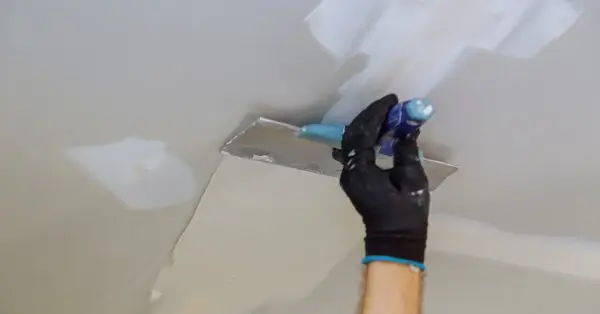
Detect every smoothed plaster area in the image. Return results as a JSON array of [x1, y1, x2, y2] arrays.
[[67, 137, 198, 210]]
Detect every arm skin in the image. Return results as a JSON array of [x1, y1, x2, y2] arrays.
[[361, 262, 423, 314]]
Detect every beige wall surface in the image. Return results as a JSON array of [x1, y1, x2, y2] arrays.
[[1, 0, 600, 313]]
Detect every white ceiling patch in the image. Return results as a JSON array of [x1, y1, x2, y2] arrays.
[[67, 137, 198, 210], [307, 0, 582, 124]]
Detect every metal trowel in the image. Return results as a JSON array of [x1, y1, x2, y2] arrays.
[[221, 117, 457, 191]]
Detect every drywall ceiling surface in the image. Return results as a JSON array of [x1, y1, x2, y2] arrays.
[[1, 0, 599, 313], [152, 156, 600, 314]]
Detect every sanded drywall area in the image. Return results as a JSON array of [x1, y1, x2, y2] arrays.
[[152, 156, 600, 313]]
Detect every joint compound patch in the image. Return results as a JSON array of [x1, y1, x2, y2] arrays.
[[308, 0, 582, 124], [67, 137, 198, 210]]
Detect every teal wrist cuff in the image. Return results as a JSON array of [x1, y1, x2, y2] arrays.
[[362, 255, 426, 271]]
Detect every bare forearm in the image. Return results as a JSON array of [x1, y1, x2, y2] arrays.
[[360, 262, 423, 314]]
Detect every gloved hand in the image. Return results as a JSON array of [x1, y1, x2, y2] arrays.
[[334, 94, 430, 270]]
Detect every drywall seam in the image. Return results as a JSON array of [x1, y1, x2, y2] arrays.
[[428, 214, 600, 280]]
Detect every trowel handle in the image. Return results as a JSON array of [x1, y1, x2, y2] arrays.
[[378, 98, 433, 156]]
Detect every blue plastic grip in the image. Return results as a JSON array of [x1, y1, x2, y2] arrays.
[[298, 98, 433, 154], [379, 98, 433, 156]]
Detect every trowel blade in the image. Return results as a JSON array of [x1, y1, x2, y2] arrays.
[[222, 117, 457, 191]]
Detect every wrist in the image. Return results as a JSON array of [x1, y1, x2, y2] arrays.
[[361, 260, 424, 314], [364, 234, 427, 268], [362, 256, 426, 271]]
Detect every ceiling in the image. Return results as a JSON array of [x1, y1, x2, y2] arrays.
[[1, 0, 599, 313]]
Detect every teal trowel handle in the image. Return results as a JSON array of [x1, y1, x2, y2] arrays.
[[299, 98, 433, 156], [298, 124, 345, 148]]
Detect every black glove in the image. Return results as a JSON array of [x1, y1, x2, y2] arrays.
[[334, 94, 430, 269]]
